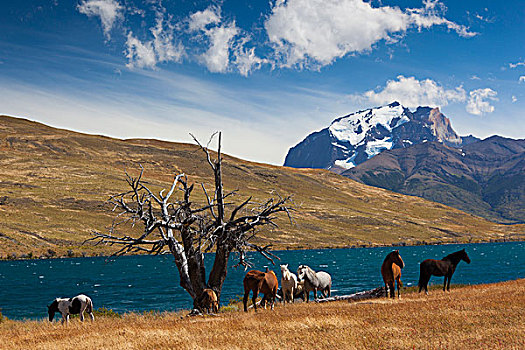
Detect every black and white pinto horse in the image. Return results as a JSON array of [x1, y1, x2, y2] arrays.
[[297, 265, 332, 302], [48, 294, 95, 324]]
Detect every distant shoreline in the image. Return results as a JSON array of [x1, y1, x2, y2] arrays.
[[1, 238, 523, 262]]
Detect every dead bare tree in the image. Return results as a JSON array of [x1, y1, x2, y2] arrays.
[[87, 132, 292, 311]]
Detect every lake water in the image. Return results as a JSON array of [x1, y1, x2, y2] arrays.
[[0, 242, 523, 320]]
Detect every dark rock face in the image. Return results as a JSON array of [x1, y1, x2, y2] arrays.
[[343, 136, 525, 224], [284, 103, 471, 173]]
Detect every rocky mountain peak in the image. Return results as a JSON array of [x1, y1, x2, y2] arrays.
[[284, 103, 476, 173]]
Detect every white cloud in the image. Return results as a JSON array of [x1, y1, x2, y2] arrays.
[[77, 0, 123, 40], [125, 33, 156, 68], [200, 24, 239, 73], [125, 11, 184, 69], [188, 6, 264, 75], [512, 95, 517, 103], [466, 88, 498, 115], [361, 75, 466, 108], [470, 75, 481, 80], [264, 0, 475, 68], [408, 0, 477, 38], [519, 76, 525, 83], [233, 44, 267, 77], [509, 60, 525, 69], [188, 6, 221, 32]]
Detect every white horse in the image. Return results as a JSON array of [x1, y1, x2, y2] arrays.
[[297, 265, 332, 302], [48, 294, 95, 324], [280, 264, 298, 303]]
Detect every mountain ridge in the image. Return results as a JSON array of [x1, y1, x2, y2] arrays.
[[343, 136, 525, 224]]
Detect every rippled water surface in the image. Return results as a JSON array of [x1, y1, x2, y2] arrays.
[[0, 242, 523, 319]]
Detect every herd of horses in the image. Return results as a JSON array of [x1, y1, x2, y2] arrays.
[[47, 248, 471, 322], [242, 248, 471, 311]]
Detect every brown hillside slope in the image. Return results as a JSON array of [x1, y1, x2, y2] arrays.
[[1, 280, 524, 349], [0, 115, 523, 258]]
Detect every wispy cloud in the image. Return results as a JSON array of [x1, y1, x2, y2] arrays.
[[466, 88, 498, 115], [76, 0, 475, 75], [509, 60, 525, 69], [77, 0, 123, 40], [519, 76, 525, 83], [125, 9, 184, 69], [187, 6, 265, 76]]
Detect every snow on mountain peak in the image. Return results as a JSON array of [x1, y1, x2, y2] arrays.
[[328, 104, 409, 147]]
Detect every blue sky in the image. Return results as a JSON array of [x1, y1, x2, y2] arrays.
[[0, 0, 524, 164]]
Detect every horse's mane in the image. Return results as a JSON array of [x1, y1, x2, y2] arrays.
[[385, 251, 396, 260], [300, 265, 318, 284], [442, 249, 465, 261]]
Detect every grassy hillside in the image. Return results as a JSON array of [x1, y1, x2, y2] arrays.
[[0, 115, 523, 258], [1, 279, 523, 349]]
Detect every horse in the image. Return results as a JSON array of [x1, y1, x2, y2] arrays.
[[381, 250, 405, 299], [418, 248, 471, 294], [48, 294, 94, 324], [280, 264, 298, 303], [196, 288, 219, 313], [297, 265, 331, 302], [243, 268, 278, 312]]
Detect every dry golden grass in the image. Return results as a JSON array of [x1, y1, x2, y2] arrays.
[[0, 115, 523, 258], [1, 279, 523, 350]]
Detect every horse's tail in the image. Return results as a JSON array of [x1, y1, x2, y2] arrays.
[[418, 263, 424, 289]]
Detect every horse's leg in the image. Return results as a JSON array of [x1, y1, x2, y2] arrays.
[[252, 289, 258, 312], [385, 283, 390, 298], [313, 288, 318, 301], [420, 274, 429, 295], [396, 277, 401, 299], [243, 290, 250, 312], [447, 273, 452, 291], [389, 282, 395, 298], [443, 276, 447, 292]]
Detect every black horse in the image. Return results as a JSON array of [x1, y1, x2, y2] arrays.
[[418, 248, 471, 294]]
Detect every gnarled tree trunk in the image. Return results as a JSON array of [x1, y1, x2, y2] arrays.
[[88, 132, 292, 312]]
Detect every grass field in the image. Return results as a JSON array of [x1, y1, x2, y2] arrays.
[[1, 279, 523, 349], [0, 115, 523, 259]]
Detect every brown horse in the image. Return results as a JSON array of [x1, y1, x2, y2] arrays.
[[418, 248, 471, 294], [243, 268, 278, 312], [381, 250, 405, 298], [196, 288, 219, 313]]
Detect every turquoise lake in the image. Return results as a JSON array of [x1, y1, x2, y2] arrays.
[[0, 242, 523, 319]]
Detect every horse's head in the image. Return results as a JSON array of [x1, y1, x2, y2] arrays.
[[47, 300, 58, 322], [296, 265, 306, 281], [280, 264, 288, 273], [297, 265, 318, 284], [461, 249, 471, 264], [391, 250, 405, 268]]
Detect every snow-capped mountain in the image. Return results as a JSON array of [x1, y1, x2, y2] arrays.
[[284, 102, 476, 173]]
